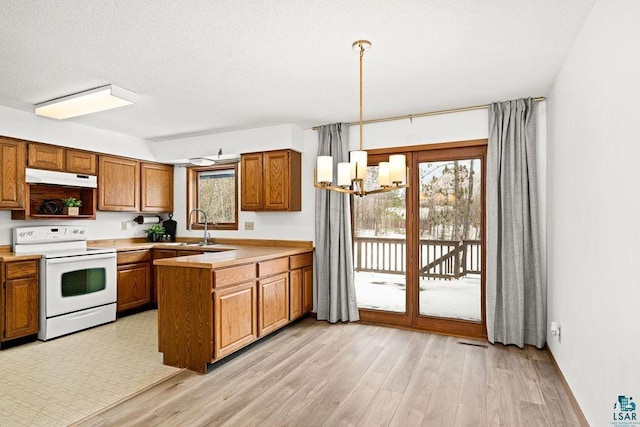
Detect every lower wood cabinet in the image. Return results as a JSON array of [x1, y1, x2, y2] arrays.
[[117, 262, 151, 312], [214, 281, 257, 358], [1, 259, 39, 345], [290, 265, 313, 320], [156, 250, 314, 373], [151, 249, 204, 305], [116, 250, 151, 313], [258, 272, 289, 337], [152, 249, 177, 305], [302, 265, 313, 314], [290, 252, 313, 317], [289, 268, 303, 320]]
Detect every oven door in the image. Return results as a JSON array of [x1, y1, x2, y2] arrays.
[[44, 252, 117, 317]]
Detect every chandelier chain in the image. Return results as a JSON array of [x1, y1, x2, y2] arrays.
[[359, 42, 365, 151]]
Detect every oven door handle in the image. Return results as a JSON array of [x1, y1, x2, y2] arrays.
[[45, 253, 116, 264]]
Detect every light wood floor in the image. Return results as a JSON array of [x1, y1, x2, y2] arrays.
[[75, 318, 583, 427]]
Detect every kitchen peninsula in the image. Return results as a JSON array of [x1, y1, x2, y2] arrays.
[[153, 242, 313, 373]]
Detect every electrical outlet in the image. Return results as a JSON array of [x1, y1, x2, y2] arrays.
[[244, 221, 254, 230], [121, 221, 128, 231]]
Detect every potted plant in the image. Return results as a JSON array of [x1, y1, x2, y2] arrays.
[[61, 197, 82, 216], [144, 224, 166, 242]]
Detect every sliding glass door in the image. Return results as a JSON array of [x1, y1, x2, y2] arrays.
[[353, 143, 486, 337], [353, 158, 409, 325]]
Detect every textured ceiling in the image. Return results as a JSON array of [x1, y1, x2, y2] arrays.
[[0, 0, 595, 142]]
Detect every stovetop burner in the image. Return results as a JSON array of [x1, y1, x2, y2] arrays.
[[12, 225, 115, 257]]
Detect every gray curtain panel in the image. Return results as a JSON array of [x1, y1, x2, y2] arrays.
[[314, 123, 359, 323], [486, 98, 545, 348]]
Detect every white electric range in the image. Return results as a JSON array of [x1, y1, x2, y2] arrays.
[[13, 226, 117, 340]]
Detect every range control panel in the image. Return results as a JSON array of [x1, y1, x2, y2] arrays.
[[13, 226, 88, 245]]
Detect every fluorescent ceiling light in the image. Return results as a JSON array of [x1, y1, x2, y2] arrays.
[[188, 158, 216, 166], [35, 85, 135, 120]]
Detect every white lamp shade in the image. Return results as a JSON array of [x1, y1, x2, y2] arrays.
[[317, 156, 333, 183], [35, 85, 135, 120], [350, 150, 368, 180], [389, 154, 406, 183], [378, 162, 390, 187], [337, 163, 351, 186]]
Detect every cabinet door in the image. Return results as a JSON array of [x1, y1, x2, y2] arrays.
[[302, 265, 313, 314], [263, 150, 290, 210], [117, 262, 151, 312], [214, 281, 257, 358], [240, 153, 263, 211], [258, 272, 289, 337], [289, 268, 303, 320], [140, 162, 174, 212], [66, 149, 96, 174], [0, 138, 26, 209], [28, 143, 64, 171], [3, 277, 38, 340], [98, 156, 140, 211]]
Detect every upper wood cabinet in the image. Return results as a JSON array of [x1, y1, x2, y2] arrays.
[[241, 149, 301, 211], [0, 137, 26, 210], [66, 149, 96, 174], [240, 153, 263, 211], [99, 155, 140, 212], [28, 142, 96, 175], [28, 143, 64, 171], [140, 162, 173, 213], [99, 156, 173, 213]]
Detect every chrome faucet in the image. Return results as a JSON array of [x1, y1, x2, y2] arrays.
[[188, 208, 210, 245]]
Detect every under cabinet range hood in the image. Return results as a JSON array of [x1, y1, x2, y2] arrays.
[[25, 167, 97, 188]]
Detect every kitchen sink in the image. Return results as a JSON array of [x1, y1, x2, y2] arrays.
[[159, 242, 229, 249]]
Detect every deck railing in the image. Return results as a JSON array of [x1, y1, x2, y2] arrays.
[[353, 236, 481, 280]]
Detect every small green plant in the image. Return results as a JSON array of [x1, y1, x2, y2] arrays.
[[144, 224, 166, 242], [61, 197, 82, 207], [144, 224, 165, 235]]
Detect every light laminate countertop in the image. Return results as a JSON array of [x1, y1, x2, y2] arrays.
[[152, 244, 312, 270]]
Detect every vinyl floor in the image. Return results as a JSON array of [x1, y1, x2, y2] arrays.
[[0, 310, 179, 426], [76, 317, 584, 426]]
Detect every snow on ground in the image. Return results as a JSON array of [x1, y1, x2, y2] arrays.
[[355, 272, 481, 321]]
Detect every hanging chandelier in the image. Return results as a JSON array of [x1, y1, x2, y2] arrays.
[[314, 40, 408, 197]]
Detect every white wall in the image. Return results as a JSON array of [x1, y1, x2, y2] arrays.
[[0, 106, 157, 244], [546, 1, 640, 425], [346, 108, 488, 150], [150, 113, 496, 243], [150, 124, 315, 242]]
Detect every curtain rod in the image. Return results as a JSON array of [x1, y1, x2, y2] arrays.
[[312, 96, 546, 130]]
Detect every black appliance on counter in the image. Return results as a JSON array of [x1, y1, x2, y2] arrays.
[[163, 213, 177, 241]]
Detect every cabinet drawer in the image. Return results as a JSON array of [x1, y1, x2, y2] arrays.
[[258, 257, 289, 278], [153, 249, 178, 259], [117, 249, 151, 265], [177, 250, 204, 257], [290, 252, 312, 269], [5, 260, 38, 279], [214, 263, 256, 288]]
